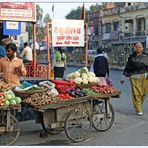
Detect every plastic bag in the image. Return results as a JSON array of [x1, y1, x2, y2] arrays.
[[106, 76, 113, 86]]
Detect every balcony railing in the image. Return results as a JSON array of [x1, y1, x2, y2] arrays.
[[124, 32, 132, 37], [135, 31, 145, 36]]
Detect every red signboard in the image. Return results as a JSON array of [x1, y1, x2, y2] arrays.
[[0, 2, 36, 22]]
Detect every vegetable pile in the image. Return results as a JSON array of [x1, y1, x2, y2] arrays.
[[25, 92, 62, 107], [52, 79, 76, 94], [0, 90, 22, 107], [82, 88, 98, 96], [0, 92, 5, 106], [66, 67, 99, 84], [92, 84, 119, 94], [0, 80, 10, 91]]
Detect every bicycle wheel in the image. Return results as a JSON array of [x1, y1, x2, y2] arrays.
[[0, 114, 20, 145], [65, 108, 92, 142], [92, 101, 115, 132]]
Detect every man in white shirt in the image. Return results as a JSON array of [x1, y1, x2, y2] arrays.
[[20, 42, 33, 63]]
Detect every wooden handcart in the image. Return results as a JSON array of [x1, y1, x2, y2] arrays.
[[30, 91, 120, 142], [0, 105, 21, 145]]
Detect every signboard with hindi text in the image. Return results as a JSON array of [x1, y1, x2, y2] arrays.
[[0, 2, 36, 22], [52, 19, 84, 47]]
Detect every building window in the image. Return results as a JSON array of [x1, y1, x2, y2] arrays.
[[137, 20, 142, 31], [105, 23, 111, 33], [113, 22, 119, 31]]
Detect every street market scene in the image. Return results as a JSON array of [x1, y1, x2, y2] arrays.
[[0, 1, 148, 146]]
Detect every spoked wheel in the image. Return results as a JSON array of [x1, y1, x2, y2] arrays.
[[92, 101, 115, 132], [0, 114, 20, 145], [41, 112, 63, 135], [65, 108, 92, 142]]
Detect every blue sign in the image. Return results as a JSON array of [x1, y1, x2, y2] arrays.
[[3, 21, 21, 35]]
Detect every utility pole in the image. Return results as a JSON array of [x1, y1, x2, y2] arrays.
[[52, 3, 54, 19]]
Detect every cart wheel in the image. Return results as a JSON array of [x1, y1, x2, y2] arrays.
[[92, 101, 115, 132], [0, 114, 20, 145], [41, 113, 63, 135], [65, 108, 92, 142]]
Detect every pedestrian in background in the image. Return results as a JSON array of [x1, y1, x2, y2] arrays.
[[93, 48, 110, 85], [121, 43, 148, 115], [92, 48, 111, 115], [53, 47, 67, 79], [20, 42, 33, 64]]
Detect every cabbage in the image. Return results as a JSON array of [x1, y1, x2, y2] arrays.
[[9, 99, 17, 105], [14, 97, 22, 104], [5, 100, 9, 106], [6, 94, 13, 100]]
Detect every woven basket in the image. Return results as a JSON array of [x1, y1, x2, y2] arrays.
[[12, 89, 44, 99], [76, 82, 97, 89]]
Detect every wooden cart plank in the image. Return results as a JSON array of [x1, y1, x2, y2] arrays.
[[34, 96, 90, 111], [0, 104, 21, 110], [25, 90, 121, 111]]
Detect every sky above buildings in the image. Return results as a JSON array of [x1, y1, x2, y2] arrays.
[[38, 2, 98, 19]]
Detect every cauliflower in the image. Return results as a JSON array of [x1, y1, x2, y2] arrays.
[[66, 73, 76, 80], [88, 72, 96, 77], [83, 67, 89, 73], [82, 73, 88, 79], [82, 78, 88, 84], [88, 77, 98, 83], [79, 67, 89, 75], [74, 71, 80, 77], [74, 77, 83, 84]]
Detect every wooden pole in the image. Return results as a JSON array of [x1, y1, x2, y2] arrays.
[[46, 21, 51, 79], [85, 23, 88, 67], [33, 22, 37, 77]]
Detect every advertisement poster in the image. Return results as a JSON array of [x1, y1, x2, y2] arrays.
[[52, 19, 84, 47], [0, 2, 36, 22]]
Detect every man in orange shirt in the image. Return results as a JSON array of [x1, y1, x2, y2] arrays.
[[0, 43, 26, 87]]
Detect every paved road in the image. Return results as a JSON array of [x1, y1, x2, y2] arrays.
[[13, 68, 148, 146]]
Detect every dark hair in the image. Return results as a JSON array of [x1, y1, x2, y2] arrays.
[[5, 43, 17, 52], [24, 42, 28, 46], [97, 48, 102, 54]]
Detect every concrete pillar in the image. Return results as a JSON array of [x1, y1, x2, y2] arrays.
[[133, 17, 136, 37], [111, 22, 114, 32], [145, 17, 148, 35], [121, 17, 125, 34], [141, 19, 145, 32]]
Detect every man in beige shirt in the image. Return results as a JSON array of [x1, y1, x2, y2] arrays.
[[20, 42, 33, 63], [0, 43, 26, 87]]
